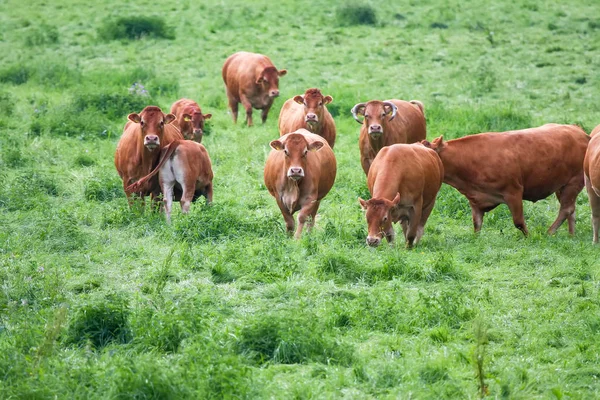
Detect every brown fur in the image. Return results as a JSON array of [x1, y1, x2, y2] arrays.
[[358, 144, 443, 248], [278, 88, 336, 148], [355, 99, 426, 175], [584, 124, 600, 243], [264, 129, 336, 238], [114, 106, 182, 203], [423, 123, 590, 236], [170, 98, 212, 143], [222, 51, 287, 126]]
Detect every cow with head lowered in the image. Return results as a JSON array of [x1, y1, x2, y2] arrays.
[[170, 98, 212, 143], [351, 100, 426, 175], [351, 99, 426, 175], [422, 123, 589, 236], [359, 143, 443, 248], [264, 129, 336, 239], [222, 51, 287, 126], [278, 88, 336, 148], [584, 124, 600, 243], [114, 106, 183, 203]]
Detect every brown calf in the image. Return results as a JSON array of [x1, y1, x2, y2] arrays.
[[222, 51, 287, 126], [264, 129, 336, 238], [359, 143, 443, 248], [170, 98, 212, 143], [351, 99, 426, 175], [278, 88, 336, 148], [422, 124, 589, 235], [114, 106, 182, 203], [127, 140, 213, 223], [584, 124, 600, 243]]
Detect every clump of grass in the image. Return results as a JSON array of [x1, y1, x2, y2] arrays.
[[237, 313, 354, 366], [0, 91, 15, 115], [472, 318, 489, 397], [72, 90, 153, 120], [98, 16, 175, 41], [65, 295, 131, 349], [0, 65, 31, 85], [30, 106, 116, 139], [24, 23, 59, 46], [336, 3, 377, 27], [84, 174, 123, 201], [420, 362, 449, 383], [73, 153, 96, 167], [0, 172, 59, 211]]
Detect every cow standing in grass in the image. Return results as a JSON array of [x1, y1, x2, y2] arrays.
[[264, 129, 336, 238], [127, 140, 213, 223], [114, 106, 183, 204], [584, 124, 600, 243], [222, 51, 287, 126], [359, 143, 443, 248], [422, 124, 589, 235], [170, 98, 212, 143], [278, 88, 336, 148], [351, 99, 426, 175]]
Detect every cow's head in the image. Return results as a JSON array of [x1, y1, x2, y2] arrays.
[[181, 111, 212, 143], [128, 106, 176, 151], [257, 66, 287, 98], [351, 100, 398, 138], [270, 133, 324, 181], [293, 88, 333, 129], [358, 193, 401, 247], [421, 136, 446, 153]]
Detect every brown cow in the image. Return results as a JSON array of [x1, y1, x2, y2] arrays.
[[170, 98, 212, 143], [584, 124, 600, 243], [359, 143, 443, 248], [351, 99, 426, 175], [264, 129, 336, 238], [127, 140, 213, 223], [278, 88, 336, 148], [222, 51, 287, 126], [422, 124, 590, 235], [114, 106, 183, 203]]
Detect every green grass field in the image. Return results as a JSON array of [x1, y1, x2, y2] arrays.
[[1, 0, 599, 398]]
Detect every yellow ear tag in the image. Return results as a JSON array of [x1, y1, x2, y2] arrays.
[[184, 116, 191, 122]]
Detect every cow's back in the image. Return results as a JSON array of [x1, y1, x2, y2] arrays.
[[369, 144, 443, 204], [442, 124, 588, 202], [223, 52, 272, 97], [278, 99, 304, 135], [386, 100, 427, 145]]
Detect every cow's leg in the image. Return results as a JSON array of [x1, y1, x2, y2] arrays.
[[275, 198, 295, 234], [469, 202, 485, 233], [180, 180, 195, 215], [504, 192, 528, 236], [360, 157, 372, 176], [549, 175, 584, 235], [204, 182, 213, 205], [306, 201, 320, 232], [240, 95, 253, 127], [161, 180, 175, 224], [406, 204, 421, 248], [226, 89, 238, 124], [261, 104, 272, 124], [586, 176, 600, 243], [415, 200, 435, 246], [295, 198, 319, 239], [384, 226, 396, 245]]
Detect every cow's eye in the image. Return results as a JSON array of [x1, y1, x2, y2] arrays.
[[140, 121, 145, 126], [302, 150, 307, 158], [364, 114, 369, 119], [383, 216, 388, 222], [318, 102, 323, 106], [284, 149, 289, 156], [381, 112, 386, 117]]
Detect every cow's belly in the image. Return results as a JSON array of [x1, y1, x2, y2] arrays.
[[461, 189, 505, 210]]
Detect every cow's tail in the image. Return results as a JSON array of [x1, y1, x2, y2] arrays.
[[409, 100, 424, 114], [126, 141, 183, 193]]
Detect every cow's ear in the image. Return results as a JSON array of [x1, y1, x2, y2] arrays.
[[293, 95, 304, 105], [421, 140, 432, 148], [270, 140, 284, 151], [203, 113, 212, 120], [165, 114, 176, 124], [392, 192, 401, 206], [183, 113, 192, 122], [358, 197, 368, 210], [430, 136, 446, 152], [323, 95, 333, 105], [128, 113, 141, 123], [278, 69, 287, 77], [308, 141, 324, 152], [255, 74, 265, 84]]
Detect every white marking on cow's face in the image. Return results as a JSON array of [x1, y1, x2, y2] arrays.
[[144, 135, 160, 150], [287, 167, 304, 180]]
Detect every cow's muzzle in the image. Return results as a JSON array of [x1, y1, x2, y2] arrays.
[[144, 135, 160, 150], [287, 167, 304, 180], [305, 113, 318, 124], [366, 236, 381, 247], [269, 90, 280, 98]]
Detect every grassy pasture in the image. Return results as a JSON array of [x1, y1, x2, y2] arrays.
[[1, 0, 600, 398]]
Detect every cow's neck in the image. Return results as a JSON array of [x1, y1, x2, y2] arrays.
[[141, 147, 160, 175], [368, 134, 385, 153], [280, 178, 300, 213], [305, 122, 321, 135]]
